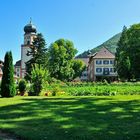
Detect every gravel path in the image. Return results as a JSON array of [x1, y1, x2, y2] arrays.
[[0, 130, 19, 140]]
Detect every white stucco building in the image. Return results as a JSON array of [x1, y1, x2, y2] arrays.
[[88, 47, 117, 81]]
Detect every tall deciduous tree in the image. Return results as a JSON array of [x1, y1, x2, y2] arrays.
[[48, 39, 85, 81], [0, 51, 16, 97], [25, 33, 48, 81]]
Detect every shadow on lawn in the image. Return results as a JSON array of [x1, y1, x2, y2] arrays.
[[0, 97, 140, 140]]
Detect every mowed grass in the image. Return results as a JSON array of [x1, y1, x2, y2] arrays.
[[0, 96, 140, 140]]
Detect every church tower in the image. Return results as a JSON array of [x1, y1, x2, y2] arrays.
[[21, 20, 37, 78]]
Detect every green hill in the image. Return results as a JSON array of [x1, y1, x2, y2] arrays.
[[77, 33, 121, 58]]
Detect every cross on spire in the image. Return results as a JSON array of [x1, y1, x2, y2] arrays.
[[29, 17, 32, 24]]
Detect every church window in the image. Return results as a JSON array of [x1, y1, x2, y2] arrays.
[[27, 41, 30, 45]]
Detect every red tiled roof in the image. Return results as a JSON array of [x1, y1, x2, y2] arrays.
[[0, 60, 3, 64], [93, 47, 115, 59], [15, 60, 21, 67]]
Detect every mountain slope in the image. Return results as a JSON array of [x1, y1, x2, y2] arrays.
[[77, 33, 121, 58]]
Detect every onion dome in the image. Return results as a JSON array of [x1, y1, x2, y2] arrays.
[[24, 20, 37, 34]]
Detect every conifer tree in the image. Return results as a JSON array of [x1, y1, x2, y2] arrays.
[[25, 33, 48, 81], [0, 51, 16, 97], [116, 24, 140, 80], [115, 26, 132, 81], [127, 23, 140, 78]]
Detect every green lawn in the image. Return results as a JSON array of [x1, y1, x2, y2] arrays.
[[0, 96, 140, 140]]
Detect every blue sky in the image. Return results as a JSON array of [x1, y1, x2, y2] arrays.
[[0, 0, 140, 63]]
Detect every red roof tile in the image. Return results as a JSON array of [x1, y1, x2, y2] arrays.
[[93, 47, 115, 59]]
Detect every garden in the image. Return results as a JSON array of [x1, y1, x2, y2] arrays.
[[26, 81, 140, 97]]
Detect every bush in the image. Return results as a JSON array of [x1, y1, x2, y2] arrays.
[[18, 79, 27, 96], [30, 64, 49, 96], [51, 86, 61, 96], [28, 84, 36, 96]]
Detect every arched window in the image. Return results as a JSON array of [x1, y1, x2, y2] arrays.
[[27, 41, 30, 45]]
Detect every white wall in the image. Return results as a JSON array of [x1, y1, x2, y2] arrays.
[[94, 59, 117, 76]]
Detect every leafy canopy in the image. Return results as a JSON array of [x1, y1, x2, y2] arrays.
[[48, 39, 85, 81]]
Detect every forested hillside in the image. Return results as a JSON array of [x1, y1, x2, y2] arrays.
[[77, 33, 121, 58]]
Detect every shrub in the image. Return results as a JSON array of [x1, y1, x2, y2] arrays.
[[28, 84, 36, 96], [51, 86, 61, 96], [18, 79, 27, 96], [30, 64, 49, 96]]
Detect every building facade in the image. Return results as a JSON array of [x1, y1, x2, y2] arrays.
[[0, 60, 3, 81], [14, 60, 21, 78], [88, 47, 117, 81], [15, 20, 37, 78]]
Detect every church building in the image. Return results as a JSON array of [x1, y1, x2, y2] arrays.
[[15, 20, 37, 78]]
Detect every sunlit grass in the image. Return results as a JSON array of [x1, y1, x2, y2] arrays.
[[0, 96, 140, 140]]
